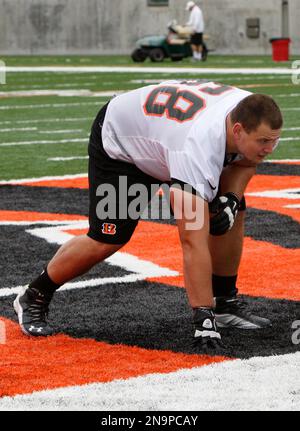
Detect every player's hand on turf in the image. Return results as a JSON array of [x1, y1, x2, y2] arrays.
[[192, 307, 225, 351], [209, 192, 240, 236]]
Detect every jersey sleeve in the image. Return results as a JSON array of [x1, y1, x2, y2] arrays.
[[168, 150, 219, 202], [168, 120, 226, 202]]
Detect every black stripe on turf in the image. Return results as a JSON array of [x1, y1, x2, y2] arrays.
[[0, 225, 130, 288], [256, 163, 300, 176], [1, 281, 299, 359], [245, 208, 300, 249]]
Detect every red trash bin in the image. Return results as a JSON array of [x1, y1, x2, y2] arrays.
[[269, 38, 291, 62]]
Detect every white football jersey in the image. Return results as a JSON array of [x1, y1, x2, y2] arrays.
[[102, 80, 251, 201]]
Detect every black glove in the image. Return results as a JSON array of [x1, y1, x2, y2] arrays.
[[192, 307, 224, 351], [209, 192, 240, 236]]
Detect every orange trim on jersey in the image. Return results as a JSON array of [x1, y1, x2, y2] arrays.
[[0, 318, 229, 397]]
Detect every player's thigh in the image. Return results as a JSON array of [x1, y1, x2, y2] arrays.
[[88, 156, 160, 245]]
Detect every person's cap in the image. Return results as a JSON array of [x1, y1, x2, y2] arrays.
[[186, 1, 195, 10]]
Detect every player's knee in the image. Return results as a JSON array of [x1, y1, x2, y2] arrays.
[[86, 233, 125, 259]]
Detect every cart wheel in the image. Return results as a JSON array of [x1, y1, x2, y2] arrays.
[[149, 48, 165, 62], [131, 49, 148, 62]]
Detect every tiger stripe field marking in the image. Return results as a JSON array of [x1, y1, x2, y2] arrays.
[[0, 204, 299, 301], [0, 163, 299, 410], [0, 217, 179, 298]]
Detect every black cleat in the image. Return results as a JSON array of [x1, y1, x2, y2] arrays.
[[192, 307, 225, 351], [215, 296, 272, 329], [13, 286, 54, 337]]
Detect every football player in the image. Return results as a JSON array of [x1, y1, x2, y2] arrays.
[[14, 80, 282, 350]]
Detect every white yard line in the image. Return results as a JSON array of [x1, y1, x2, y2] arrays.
[[0, 138, 87, 147], [7, 83, 98, 89], [0, 173, 87, 185], [276, 93, 300, 97], [0, 127, 37, 132], [47, 156, 88, 161], [0, 89, 122, 98], [39, 129, 84, 134], [0, 66, 294, 74], [0, 101, 103, 110], [264, 159, 300, 163], [0, 117, 93, 125], [279, 137, 300, 141]]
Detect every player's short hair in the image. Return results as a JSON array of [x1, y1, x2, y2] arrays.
[[230, 94, 283, 133]]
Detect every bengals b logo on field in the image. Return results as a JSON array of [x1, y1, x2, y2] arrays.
[[102, 223, 117, 235]]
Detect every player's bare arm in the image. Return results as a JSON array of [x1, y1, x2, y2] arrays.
[[218, 162, 256, 199], [170, 186, 213, 308], [170, 186, 223, 350]]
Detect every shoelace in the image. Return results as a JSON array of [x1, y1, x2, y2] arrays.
[[27, 298, 50, 324]]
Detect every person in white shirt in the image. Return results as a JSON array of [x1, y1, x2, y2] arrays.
[[186, 1, 205, 61], [14, 80, 283, 350]]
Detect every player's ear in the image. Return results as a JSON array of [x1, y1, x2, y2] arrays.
[[232, 122, 243, 140]]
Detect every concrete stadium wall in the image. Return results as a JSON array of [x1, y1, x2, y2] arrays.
[[0, 0, 299, 55]]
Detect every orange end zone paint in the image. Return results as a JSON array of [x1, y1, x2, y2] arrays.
[[22, 177, 89, 189], [0, 318, 229, 398], [0, 210, 87, 222]]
